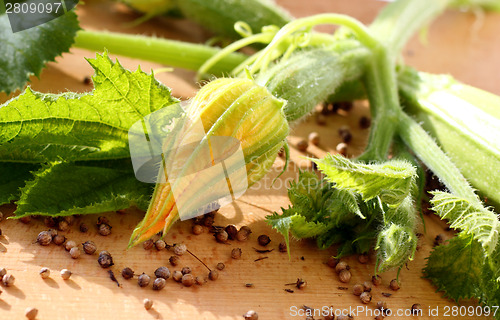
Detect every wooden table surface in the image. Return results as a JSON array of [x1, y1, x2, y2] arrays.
[[1, 1, 499, 319]]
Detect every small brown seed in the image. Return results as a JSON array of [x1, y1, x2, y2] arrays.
[[203, 215, 215, 228], [173, 243, 187, 256], [82, 241, 97, 255], [152, 277, 166, 290], [154, 266, 171, 279], [69, 247, 80, 259], [372, 275, 382, 286], [326, 256, 339, 268], [316, 113, 327, 126], [181, 274, 195, 287], [138, 273, 151, 287], [79, 223, 89, 233], [122, 267, 134, 280], [335, 261, 349, 274], [236, 230, 249, 241], [0, 268, 7, 280], [257, 234, 271, 246], [169, 255, 180, 266], [296, 278, 307, 289], [374, 316, 384, 320], [63, 216, 75, 226], [338, 270, 351, 283], [208, 270, 219, 281], [215, 230, 228, 243], [434, 234, 445, 246], [377, 301, 388, 310], [339, 126, 352, 143], [65, 240, 76, 251], [389, 279, 400, 291], [358, 253, 369, 264], [25, 307, 38, 320], [60, 269, 72, 280], [192, 224, 203, 235], [37, 231, 52, 246], [359, 116, 371, 129], [39, 267, 50, 279], [337, 101, 353, 112], [96, 216, 109, 225], [58, 220, 69, 231], [243, 310, 258, 320], [353, 284, 364, 296], [279, 242, 287, 253], [195, 276, 205, 285], [143, 239, 154, 250], [97, 251, 114, 268], [411, 303, 422, 313], [308, 132, 320, 146], [2, 273, 14, 286], [363, 281, 372, 292], [181, 267, 191, 275], [172, 270, 183, 282], [216, 262, 225, 271], [336, 142, 348, 156], [296, 139, 308, 152], [47, 228, 58, 238], [225, 225, 238, 240], [360, 291, 372, 304], [52, 235, 66, 246], [143, 298, 153, 310], [98, 223, 112, 236], [231, 248, 242, 259], [155, 240, 166, 251]]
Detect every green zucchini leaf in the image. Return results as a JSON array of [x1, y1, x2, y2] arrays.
[[0, 6, 80, 94]]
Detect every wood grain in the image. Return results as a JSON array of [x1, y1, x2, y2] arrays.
[[1, 0, 499, 319]]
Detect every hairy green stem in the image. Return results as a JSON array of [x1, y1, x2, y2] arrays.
[[74, 30, 247, 75], [398, 112, 481, 205]]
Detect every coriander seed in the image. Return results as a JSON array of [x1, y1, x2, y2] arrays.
[[377, 301, 388, 310], [36, 231, 52, 246], [96, 216, 109, 225], [308, 132, 320, 146], [143, 298, 153, 310], [192, 224, 203, 235], [0, 268, 6, 280], [169, 255, 180, 266], [47, 229, 58, 238], [335, 261, 349, 274], [353, 284, 364, 296], [141, 240, 153, 250], [82, 241, 97, 255], [154, 267, 171, 279], [181, 267, 191, 275], [138, 273, 151, 287], [359, 116, 371, 129], [296, 139, 308, 152], [25, 307, 38, 320], [225, 225, 238, 240], [338, 270, 351, 283], [336, 142, 348, 156], [215, 230, 228, 243], [338, 126, 352, 143], [358, 253, 369, 264], [231, 248, 242, 259], [52, 235, 66, 246], [79, 223, 89, 233], [97, 251, 114, 268], [208, 270, 219, 281], [98, 223, 112, 236], [173, 243, 187, 256], [122, 267, 134, 280], [195, 276, 205, 285], [326, 256, 339, 268], [372, 275, 382, 286], [155, 240, 166, 251], [2, 273, 15, 286], [236, 226, 252, 241], [19, 216, 31, 224], [279, 242, 287, 253], [172, 270, 183, 282], [243, 310, 258, 320], [411, 303, 422, 313], [181, 274, 195, 287], [60, 269, 72, 280], [216, 263, 225, 271], [363, 281, 372, 292], [69, 247, 80, 259], [65, 240, 76, 251], [203, 215, 215, 228], [434, 234, 445, 246], [257, 235, 271, 246], [389, 279, 400, 291], [58, 220, 69, 231], [316, 113, 327, 125], [296, 278, 307, 290], [360, 291, 372, 304], [152, 277, 166, 290], [374, 316, 384, 320], [63, 216, 75, 226]]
